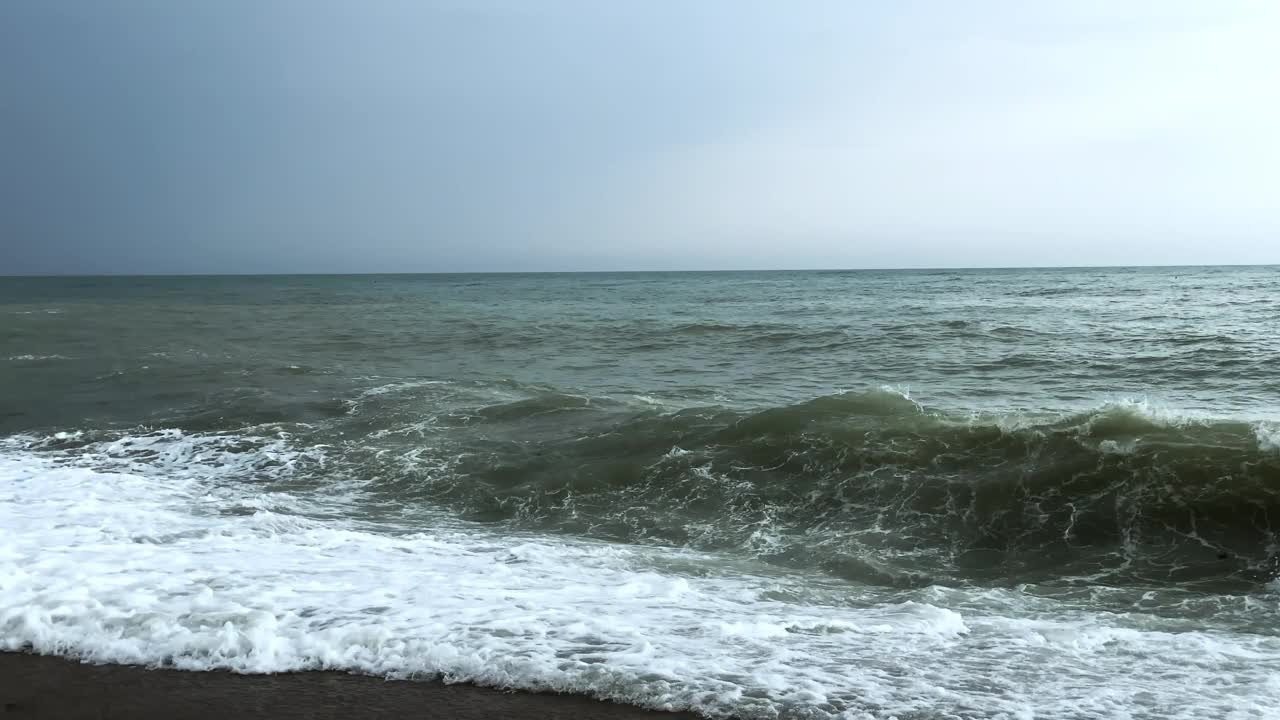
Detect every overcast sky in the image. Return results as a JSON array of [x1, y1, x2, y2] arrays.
[[3, 1, 1278, 274]]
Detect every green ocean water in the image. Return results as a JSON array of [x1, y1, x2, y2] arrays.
[[3, 267, 1280, 719]]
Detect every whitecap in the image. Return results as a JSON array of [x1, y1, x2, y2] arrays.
[[7, 354, 70, 361]]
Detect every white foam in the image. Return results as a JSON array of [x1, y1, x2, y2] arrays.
[[1257, 423, 1280, 453], [345, 380, 455, 416], [1097, 438, 1139, 455], [1097, 397, 1225, 426], [354, 379, 452, 399], [978, 398, 1249, 438], [7, 354, 70, 361], [2, 435, 1279, 719]]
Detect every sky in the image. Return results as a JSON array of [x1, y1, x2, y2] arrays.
[[3, 0, 1279, 274]]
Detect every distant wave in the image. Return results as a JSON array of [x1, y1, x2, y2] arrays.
[[1012, 287, 1078, 297]]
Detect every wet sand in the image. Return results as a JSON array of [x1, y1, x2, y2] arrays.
[[0, 653, 704, 720]]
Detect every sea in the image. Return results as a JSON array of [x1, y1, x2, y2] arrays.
[[2, 267, 1279, 719]]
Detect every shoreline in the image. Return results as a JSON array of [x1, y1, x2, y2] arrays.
[[0, 652, 705, 720]]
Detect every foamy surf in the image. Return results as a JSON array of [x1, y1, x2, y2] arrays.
[[2, 434, 1278, 719]]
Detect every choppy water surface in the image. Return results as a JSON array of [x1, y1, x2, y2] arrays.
[[2, 267, 1279, 718]]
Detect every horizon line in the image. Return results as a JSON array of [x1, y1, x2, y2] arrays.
[[2, 262, 1278, 279]]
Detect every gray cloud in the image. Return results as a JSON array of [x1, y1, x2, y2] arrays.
[[3, 0, 1278, 274]]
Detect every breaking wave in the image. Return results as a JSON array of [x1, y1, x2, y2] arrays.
[[345, 389, 1280, 590], [16, 386, 1278, 592]]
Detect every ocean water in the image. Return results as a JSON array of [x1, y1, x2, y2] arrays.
[[2, 267, 1279, 719]]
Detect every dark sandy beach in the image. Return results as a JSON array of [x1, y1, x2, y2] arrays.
[[0, 653, 703, 720]]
